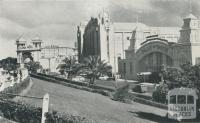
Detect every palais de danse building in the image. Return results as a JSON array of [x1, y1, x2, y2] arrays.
[[77, 11, 200, 80]]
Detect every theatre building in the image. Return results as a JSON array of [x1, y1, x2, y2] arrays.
[[123, 13, 200, 80]]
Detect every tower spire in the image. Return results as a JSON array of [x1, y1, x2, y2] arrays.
[[189, 0, 192, 13]]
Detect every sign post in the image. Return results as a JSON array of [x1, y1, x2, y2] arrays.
[[41, 93, 49, 123]]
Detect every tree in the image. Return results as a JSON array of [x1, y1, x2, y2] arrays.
[[56, 57, 83, 80], [163, 62, 200, 89], [24, 61, 42, 73], [0, 57, 18, 72], [152, 83, 169, 103], [154, 62, 200, 106], [82, 56, 112, 85]]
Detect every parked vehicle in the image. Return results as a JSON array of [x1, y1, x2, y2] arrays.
[[99, 76, 109, 80], [72, 76, 85, 82]]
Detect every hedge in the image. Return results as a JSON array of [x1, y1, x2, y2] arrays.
[[30, 73, 112, 97], [127, 91, 152, 100], [0, 100, 42, 123], [112, 84, 129, 102], [0, 100, 94, 123], [111, 84, 167, 109], [126, 93, 168, 110], [45, 111, 94, 123], [36, 73, 114, 92], [131, 84, 142, 93]]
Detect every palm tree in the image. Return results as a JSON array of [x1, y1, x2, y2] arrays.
[[82, 55, 112, 85], [56, 57, 83, 80]]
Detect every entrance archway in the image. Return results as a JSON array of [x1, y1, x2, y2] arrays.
[[22, 52, 33, 62], [137, 52, 173, 73]]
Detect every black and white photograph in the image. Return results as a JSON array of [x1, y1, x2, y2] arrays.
[[0, 0, 200, 123]]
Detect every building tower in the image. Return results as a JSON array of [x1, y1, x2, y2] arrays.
[[98, 10, 111, 62], [31, 37, 42, 62], [178, 12, 200, 65], [16, 36, 42, 68], [16, 37, 27, 65], [77, 22, 87, 62]]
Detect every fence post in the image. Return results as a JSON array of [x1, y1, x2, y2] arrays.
[[41, 93, 49, 123]]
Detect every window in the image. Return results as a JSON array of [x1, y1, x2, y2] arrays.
[[107, 35, 109, 41], [130, 62, 132, 74], [127, 37, 130, 40], [170, 95, 176, 104], [123, 63, 126, 74], [187, 95, 194, 104], [195, 57, 200, 65], [177, 95, 186, 104]]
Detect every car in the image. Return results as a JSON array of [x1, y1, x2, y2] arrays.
[[99, 76, 109, 80], [72, 76, 85, 82]]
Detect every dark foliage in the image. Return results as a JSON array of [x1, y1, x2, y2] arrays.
[[0, 57, 18, 72], [152, 84, 168, 104], [45, 111, 93, 123], [132, 85, 142, 93], [24, 61, 42, 73], [112, 84, 129, 102], [82, 56, 112, 85], [0, 100, 42, 123], [148, 72, 161, 83], [56, 57, 84, 80]]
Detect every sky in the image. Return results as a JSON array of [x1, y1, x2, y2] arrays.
[[0, 0, 200, 59]]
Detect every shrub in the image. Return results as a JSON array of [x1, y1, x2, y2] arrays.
[[45, 111, 93, 123], [0, 100, 94, 123], [132, 85, 142, 93], [91, 89, 110, 96], [112, 84, 129, 102], [152, 84, 168, 104], [0, 100, 42, 123]]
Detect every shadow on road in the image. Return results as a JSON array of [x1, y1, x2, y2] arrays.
[[128, 111, 200, 123]]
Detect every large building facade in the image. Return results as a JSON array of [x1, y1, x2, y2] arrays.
[[77, 10, 183, 76], [78, 10, 143, 73], [124, 13, 200, 80]]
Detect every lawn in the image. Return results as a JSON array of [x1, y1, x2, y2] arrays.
[[17, 78, 167, 123], [0, 117, 17, 123]]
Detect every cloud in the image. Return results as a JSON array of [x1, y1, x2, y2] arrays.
[[0, 0, 200, 59], [0, 36, 16, 59], [0, 17, 28, 40]]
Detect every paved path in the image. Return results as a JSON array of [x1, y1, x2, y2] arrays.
[[19, 78, 167, 123]]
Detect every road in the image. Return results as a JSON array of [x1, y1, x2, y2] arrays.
[[18, 78, 168, 123]]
